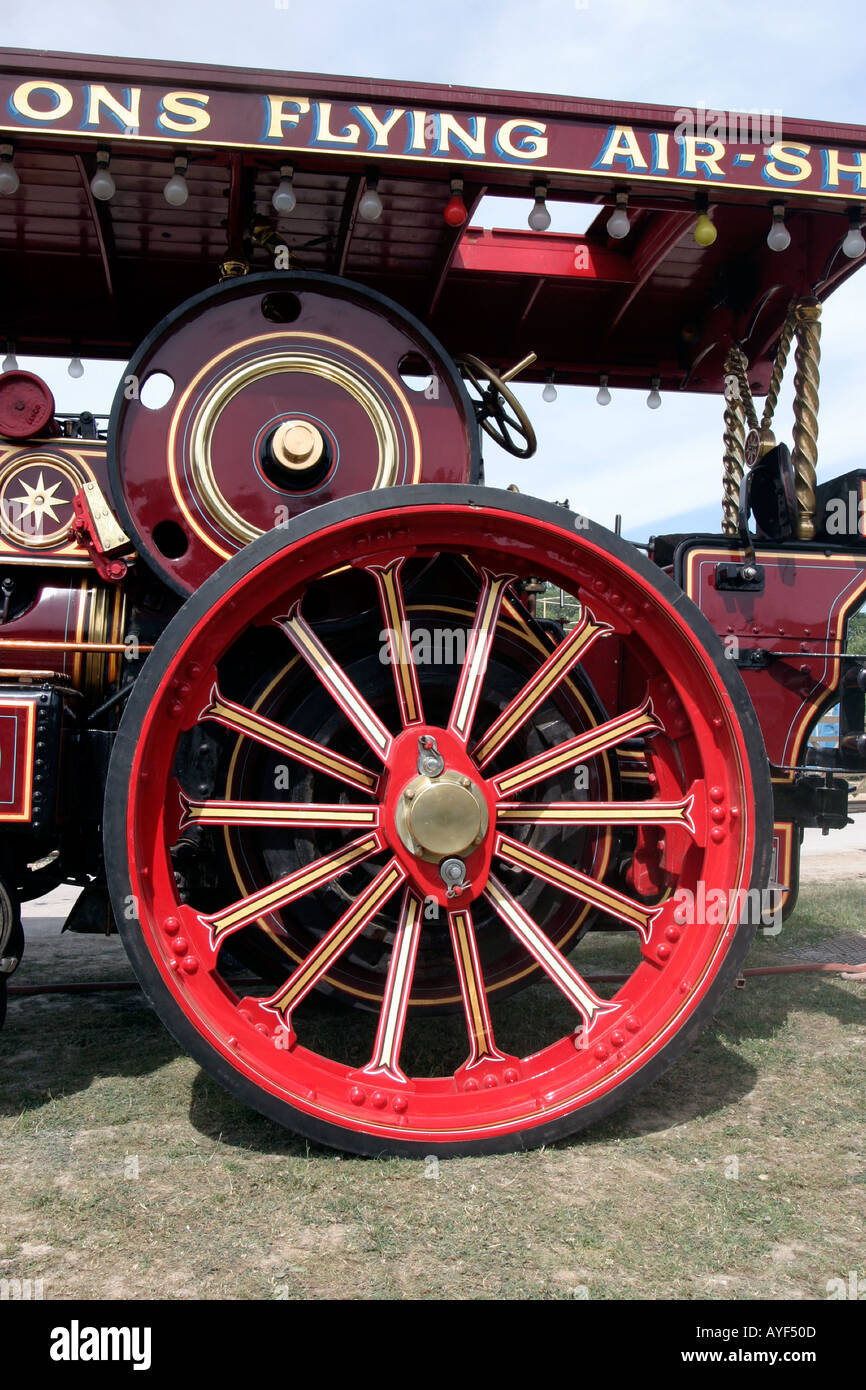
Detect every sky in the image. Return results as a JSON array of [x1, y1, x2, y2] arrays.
[[3, 0, 865, 538]]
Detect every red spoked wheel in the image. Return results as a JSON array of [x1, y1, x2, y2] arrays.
[[104, 487, 772, 1156]]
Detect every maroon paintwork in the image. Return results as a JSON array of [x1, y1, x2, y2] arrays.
[[1, 49, 865, 392]]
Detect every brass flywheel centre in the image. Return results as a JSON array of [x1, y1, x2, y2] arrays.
[[396, 769, 489, 862]]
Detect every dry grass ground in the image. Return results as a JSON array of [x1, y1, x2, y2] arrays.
[[0, 879, 863, 1301]]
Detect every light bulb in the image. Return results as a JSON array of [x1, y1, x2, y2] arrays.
[[528, 184, 551, 232], [0, 154, 19, 197], [444, 179, 467, 227], [164, 172, 189, 207], [272, 167, 296, 215], [90, 167, 116, 201], [607, 194, 630, 239], [842, 218, 865, 259], [767, 206, 790, 252], [2, 352, 18, 372], [596, 375, 611, 406], [359, 186, 383, 222], [647, 380, 662, 410], [542, 379, 557, 403], [694, 212, 717, 246], [68, 356, 84, 379]]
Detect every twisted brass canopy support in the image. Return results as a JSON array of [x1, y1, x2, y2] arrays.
[[792, 297, 822, 540], [761, 303, 797, 434], [722, 347, 746, 536]]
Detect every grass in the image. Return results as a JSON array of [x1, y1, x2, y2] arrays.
[[0, 880, 863, 1300]]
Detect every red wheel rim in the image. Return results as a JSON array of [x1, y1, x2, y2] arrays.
[[106, 488, 771, 1154]]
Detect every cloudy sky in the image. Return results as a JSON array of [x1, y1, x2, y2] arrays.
[[3, 0, 864, 538]]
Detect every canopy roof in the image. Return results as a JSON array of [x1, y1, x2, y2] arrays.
[[1, 48, 865, 392]]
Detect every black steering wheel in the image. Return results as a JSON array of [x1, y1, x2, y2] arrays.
[[457, 354, 538, 459]]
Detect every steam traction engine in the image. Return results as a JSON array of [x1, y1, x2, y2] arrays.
[[0, 50, 864, 1155]]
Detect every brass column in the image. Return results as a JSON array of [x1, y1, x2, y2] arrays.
[[792, 297, 822, 541], [721, 347, 746, 536]]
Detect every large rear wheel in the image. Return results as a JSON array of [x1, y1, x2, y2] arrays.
[[104, 486, 772, 1156]]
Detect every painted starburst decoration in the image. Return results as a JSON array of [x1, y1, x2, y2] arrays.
[[10, 471, 66, 530]]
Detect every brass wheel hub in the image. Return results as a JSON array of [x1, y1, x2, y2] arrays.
[[395, 768, 488, 863], [270, 419, 326, 474]]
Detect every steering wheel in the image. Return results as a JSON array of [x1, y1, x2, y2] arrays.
[[457, 353, 538, 459]]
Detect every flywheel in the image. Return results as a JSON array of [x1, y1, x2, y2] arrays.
[[107, 273, 481, 594]]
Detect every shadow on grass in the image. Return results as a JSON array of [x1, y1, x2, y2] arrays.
[[2, 931, 860, 1159]]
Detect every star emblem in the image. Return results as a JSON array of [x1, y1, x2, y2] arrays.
[[10, 471, 67, 531]]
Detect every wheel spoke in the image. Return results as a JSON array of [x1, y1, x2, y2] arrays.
[[473, 609, 613, 767], [180, 796, 380, 831], [448, 569, 515, 742], [485, 876, 620, 1031], [492, 696, 659, 798], [263, 859, 407, 1028], [200, 684, 379, 794], [448, 906, 505, 1067], [365, 559, 424, 727], [275, 601, 393, 761], [362, 888, 425, 1083], [200, 832, 384, 946], [497, 794, 695, 834], [495, 832, 662, 942]]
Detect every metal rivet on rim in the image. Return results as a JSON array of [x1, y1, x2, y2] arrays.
[[710, 827, 726, 843], [181, 955, 198, 974], [504, 1068, 519, 1084], [392, 1095, 408, 1113], [171, 937, 188, 955], [163, 916, 180, 934], [657, 943, 671, 960], [710, 786, 724, 802], [610, 1031, 625, 1048], [349, 1087, 365, 1106], [665, 925, 681, 942], [625, 1015, 640, 1032], [593, 1044, 608, 1061], [483, 1073, 498, 1088], [464, 1078, 478, 1092], [371, 1091, 387, 1109]]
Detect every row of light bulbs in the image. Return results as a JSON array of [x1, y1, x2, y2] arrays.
[[542, 371, 662, 409], [2, 140, 863, 257], [2, 344, 83, 377], [0, 143, 190, 206], [603, 187, 865, 258]]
